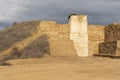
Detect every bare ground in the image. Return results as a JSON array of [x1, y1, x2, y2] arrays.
[[0, 56, 120, 80]]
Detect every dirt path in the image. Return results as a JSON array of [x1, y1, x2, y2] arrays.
[[0, 57, 120, 80]]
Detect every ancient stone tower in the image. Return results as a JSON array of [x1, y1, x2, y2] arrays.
[[69, 14, 88, 57]]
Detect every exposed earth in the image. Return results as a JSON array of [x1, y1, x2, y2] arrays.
[[0, 56, 120, 80]]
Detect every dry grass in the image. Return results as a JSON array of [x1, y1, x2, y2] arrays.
[[20, 35, 50, 59], [0, 21, 50, 62], [0, 21, 40, 53]]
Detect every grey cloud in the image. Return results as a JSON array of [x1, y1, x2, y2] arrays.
[[0, 0, 120, 29]]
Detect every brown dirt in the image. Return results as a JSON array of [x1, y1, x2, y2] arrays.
[[0, 56, 120, 80]]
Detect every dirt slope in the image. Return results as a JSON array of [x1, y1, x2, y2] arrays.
[[0, 21, 49, 62]]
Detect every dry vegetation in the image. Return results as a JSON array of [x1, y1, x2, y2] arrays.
[[20, 35, 50, 58], [0, 21, 40, 53], [0, 21, 50, 62]]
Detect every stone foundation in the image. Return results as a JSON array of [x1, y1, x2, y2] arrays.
[[49, 39, 77, 56], [99, 23, 120, 57], [39, 15, 105, 57], [99, 41, 117, 55]]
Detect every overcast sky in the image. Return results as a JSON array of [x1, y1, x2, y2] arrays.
[[0, 0, 120, 28]]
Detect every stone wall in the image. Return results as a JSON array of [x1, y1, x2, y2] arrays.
[[99, 41, 117, 55], [50, 39, 77, 56], [3, 15, 106, 57], [69, 15, 88, 57], [38, 21, 76, 56], [99, 23, 120, 56], [38, 17, 105, 57], [99, 40, 120, 56], [88, 25, 105, 56], [39, 21, 70, 41], [36, 17, 106, 57], [105, 23, 120, 42]]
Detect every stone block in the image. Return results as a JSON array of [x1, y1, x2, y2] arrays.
[[69, 15, 87, 34], [99, 41, 117, 55], [49, 39, 77, 56], [105, 23, 120, 42]]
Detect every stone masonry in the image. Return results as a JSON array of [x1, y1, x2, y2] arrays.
[[0, 14, 106, 58], [69, 14, 88, 57], [39, 14, 104, 57], [38, 14, 105, 57], [88, 25, 105, 56], [99, 23, 120, 56]]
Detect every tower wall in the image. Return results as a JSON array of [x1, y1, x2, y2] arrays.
[[69, 15, 88, 57]]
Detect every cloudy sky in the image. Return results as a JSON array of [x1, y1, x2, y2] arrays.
[[0, 0, 120, 28]]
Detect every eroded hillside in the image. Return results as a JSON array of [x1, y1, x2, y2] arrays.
[[0, 21, 50, 62]]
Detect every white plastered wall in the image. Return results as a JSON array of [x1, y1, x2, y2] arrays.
[[69, 15, 88, 57]]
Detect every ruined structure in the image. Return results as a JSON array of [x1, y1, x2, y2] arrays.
[[43, 14, 105, 57], [99, 24, 120, 57], [69, 15, 88, 56], [0, 14, 106, 60], [45, 14, 105, 57]]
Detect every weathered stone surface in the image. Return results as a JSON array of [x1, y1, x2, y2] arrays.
[[69, 14, 88, 57], [88, 25, 105, 35], [88, 25, 104, 41], [105, 23, 120, 42], [49, 39, 77, 57], [98, 24, 120, 57], [99, 41, 117, 55], [88, 25, 105, 56], [0, 14, 108, 61], [39, 21, 70, 41], [88, 41, 100, 56], [69, 15, 87, 34]]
